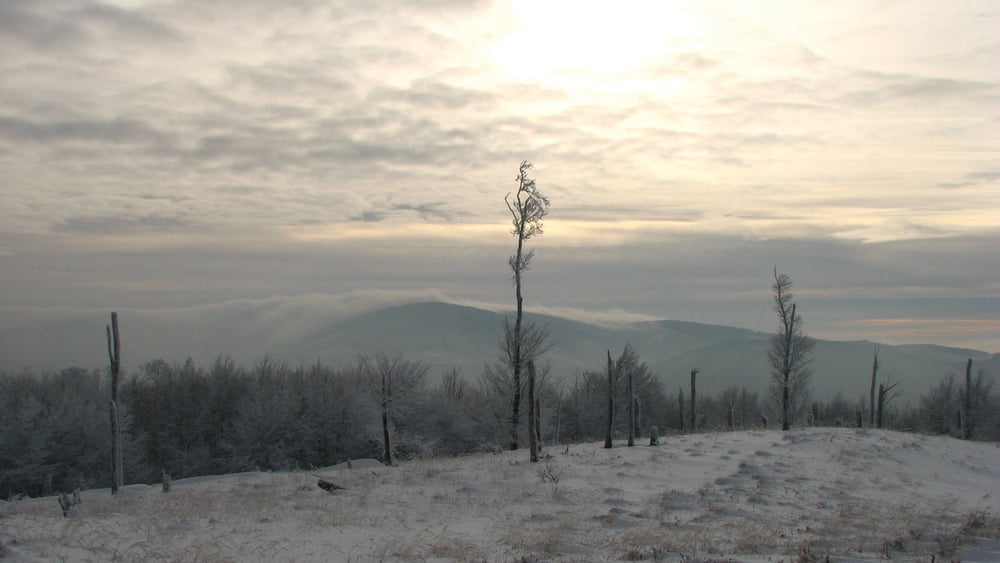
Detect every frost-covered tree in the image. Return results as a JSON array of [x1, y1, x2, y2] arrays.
[[482, 323, 550, 450], [360, 352, 429, 465], [504, 160, 550, 457], [766, 267, 814, 431]]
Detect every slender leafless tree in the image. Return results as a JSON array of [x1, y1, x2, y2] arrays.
[[504, 160, 550, 454], [766, 267, 814, 431], [962, 358, 972, 439], [678, 388, 685, 432], [869, 345, 880, 427], [106, 312, 124, 494], [604, 350, 615, 448], [360, 352, 428, 466]]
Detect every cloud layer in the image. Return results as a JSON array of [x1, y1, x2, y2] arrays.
[[1, 0, 998, 354]]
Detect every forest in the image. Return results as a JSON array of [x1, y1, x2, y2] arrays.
[[2, 347, 996, 499]]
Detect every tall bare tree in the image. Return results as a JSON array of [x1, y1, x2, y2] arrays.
[[604, 350, 615, 448], [504, 160, 550, 453], [106, 312, 124, 495], [766, 267, 814, 431]]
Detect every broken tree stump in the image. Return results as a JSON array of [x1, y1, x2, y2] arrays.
[[58, 489, 82, 517]]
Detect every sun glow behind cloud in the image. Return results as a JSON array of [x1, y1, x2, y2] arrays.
[[490, 0, 705, 84]]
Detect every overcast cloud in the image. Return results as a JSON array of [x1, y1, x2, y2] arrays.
[[1, 0, 998, 357]]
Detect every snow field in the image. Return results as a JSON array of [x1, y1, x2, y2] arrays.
[[1, 428, 998, 562]]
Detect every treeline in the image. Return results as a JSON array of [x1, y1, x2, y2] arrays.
[[1, 352, 996, 498]]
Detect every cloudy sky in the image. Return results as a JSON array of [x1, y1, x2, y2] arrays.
[[1, 0, 998, 355]]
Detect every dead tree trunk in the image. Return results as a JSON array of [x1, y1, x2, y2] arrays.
[[962, 358, 973, 439], [106, 312, 123, 495], [689, 369, 698, 432], [604, 350, 614, 449], [869, 346, 879, 427], [678, 388, 685, 432]]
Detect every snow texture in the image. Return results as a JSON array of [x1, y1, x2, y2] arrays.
[[1, 428, 998, 561]]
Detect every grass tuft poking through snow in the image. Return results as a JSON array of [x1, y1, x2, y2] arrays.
[[1, 428, 998, 561]]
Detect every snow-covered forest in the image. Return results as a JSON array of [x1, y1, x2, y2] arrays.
[[2, 348, 997, 500]]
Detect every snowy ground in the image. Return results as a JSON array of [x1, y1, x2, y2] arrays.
[[2, 428, 999, 562]]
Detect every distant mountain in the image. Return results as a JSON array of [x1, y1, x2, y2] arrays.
[[1, 300, 995, 401]]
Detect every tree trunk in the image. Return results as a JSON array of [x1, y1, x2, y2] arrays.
[[528, 360, 538, 462], [678, 388, 685, 432], [689, 369, 698, 432], [869, 347, 879, 427], [106, 312, 123, 495], [604, 350, 614, 449], [382, 371, 392, 465], [627, 363, 635, 446], [510, 304, 522, 450], [876, 383, 886, 429], [962, 358, 972, 439], [781, 304, 794, 431], [554, 389, 562, 445]]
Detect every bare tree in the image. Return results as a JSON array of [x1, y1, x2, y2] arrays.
[[959, 360, 996, 440], [527, 360, 539, 461], [876, 380, 900, 428], [678, 388, 685, 432], [626, 359, 636, 447], [603, 345, 639, 448], [106, 312, 124, 495], [504, 160, 550, 452], [361, 352, 429, 465], [487, 321, 550, 449], [604, 350, 615, 448], [689, 368, 699, 432], [962, 358, 972, 439], [869, 345, 880, 427], [766, 267, 814, 431]]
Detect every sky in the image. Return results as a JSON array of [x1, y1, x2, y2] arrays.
[[1, 0, 998, 356]]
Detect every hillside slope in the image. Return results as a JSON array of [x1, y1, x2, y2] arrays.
[[2, 428, 998, 561]]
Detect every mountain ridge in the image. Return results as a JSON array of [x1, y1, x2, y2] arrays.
[[1, 300, 994, 401]]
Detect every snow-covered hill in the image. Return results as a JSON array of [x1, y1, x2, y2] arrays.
[[2, 428, 998, 561], [1, 300, 995, 400]]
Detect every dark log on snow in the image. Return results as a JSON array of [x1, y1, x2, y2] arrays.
[[317, 479, 345, 493]]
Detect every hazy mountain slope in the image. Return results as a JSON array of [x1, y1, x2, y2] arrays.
[[292, 302, 776, 383], [3, 428, 999, 561], [1, 301, 993, 402]]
